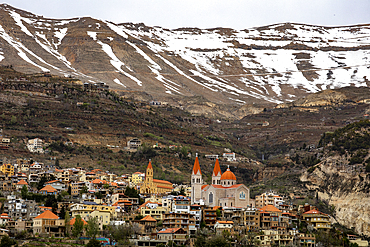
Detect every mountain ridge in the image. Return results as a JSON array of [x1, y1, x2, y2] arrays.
[[1, 4, 370, 118]]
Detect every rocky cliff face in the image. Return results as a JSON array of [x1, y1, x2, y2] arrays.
[[301, 156, 370, 236], [277, 86, 370, 108], [1, 4, 370, 117]]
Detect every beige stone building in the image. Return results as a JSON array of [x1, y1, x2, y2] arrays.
[[139, 160, 173, 194], [191, 158, 250, 208]]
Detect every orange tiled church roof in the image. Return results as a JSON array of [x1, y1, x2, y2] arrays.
[[213, 159, 221, 176], [192, 156, 202, 175]]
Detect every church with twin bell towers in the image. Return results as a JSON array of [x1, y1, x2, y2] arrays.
[[191, 154, 250, 208]]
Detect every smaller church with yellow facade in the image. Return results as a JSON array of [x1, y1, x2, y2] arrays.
[[139, 160, 173, 194]]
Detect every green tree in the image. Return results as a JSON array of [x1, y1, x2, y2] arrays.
[[21, 185, 28, 199], [86, 239, 101, 247], [94, 192, 103, 199], [194, 230, 207, 247], [9, 115, 17, 125], [72, 215, 84, 238], [0, 235, 17, 247], [86, 217, 100, 239], [65, 210, 70, 237], [80, 185, 88, 194], [59, 205, 66, 219], [207, 234, 231, 247], [109, 224, 133, 245], [216, 208, 222, 218]]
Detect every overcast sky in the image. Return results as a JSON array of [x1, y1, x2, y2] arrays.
[[3, 0, 370, 30]]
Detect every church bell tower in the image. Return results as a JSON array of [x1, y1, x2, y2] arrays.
[[191, 154, 202, 204]]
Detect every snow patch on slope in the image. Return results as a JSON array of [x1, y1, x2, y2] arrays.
[[87, 31, 142, 86]]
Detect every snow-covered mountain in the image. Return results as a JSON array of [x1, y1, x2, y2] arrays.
[[1, 4, 370, 108]]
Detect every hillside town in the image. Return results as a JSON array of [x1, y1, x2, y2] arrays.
[[0, 155, 368, 247]]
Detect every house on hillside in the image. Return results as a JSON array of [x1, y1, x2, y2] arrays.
[[27, 138, 44, 153], [45, 180, 66, 191], [33, 210, 64, 237], [125, 138, 142, 151]]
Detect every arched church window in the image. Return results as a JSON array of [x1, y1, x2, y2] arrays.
[[213, 180, 215, 184], [209, 192, 213, 203], [192, 179, 194, 183], [228, 181, 230, 185]]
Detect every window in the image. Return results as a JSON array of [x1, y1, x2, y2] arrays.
[[208, 192, 214, 204]]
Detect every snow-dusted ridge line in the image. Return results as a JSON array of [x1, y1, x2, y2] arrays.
[[1, 4, 370, 104]]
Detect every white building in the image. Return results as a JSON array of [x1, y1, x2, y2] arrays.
[[255, 192, 285, 208], [223, 153, 236, 162], [27, 138, 44, 153]]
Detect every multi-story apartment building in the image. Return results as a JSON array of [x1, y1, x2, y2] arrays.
[[172, 197, 190, 214], [189, 204, 202, 227], [4, 197, 40, 220], [29, 163, 43, 174], [71, 181, 87, 196], [0, 163, 14, 176], [163, 212, 196, 234], [259, 205, 289, 230], [70, 202, 115, 229], [131, 172, 144, 186], [255, 192, 284, 208], [140, 202, 166, 221], [223, 207, 244, 226], [244, 208, 260, 231], [162, 195, 177, 213], [301, 209, 331, 230], [27, 138, 44, 153], [202, 208, 217, 227], [54, 169, 70, 183]]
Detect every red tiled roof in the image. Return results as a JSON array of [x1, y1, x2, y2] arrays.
[[153, 179, 172, 185], [17, 179, 28, 185], [303, 209, 325, 215], [158, 228, 181, 234], [139, 201, 153, 209], [92, 179, 107, 184], [201, 185, 209, 190], [113, 200, 132, 206], [157, 185, 173, 189], [209, 184, 242, 189], [69, 217, 88, 225], [40, 185, 57, 192], [141, 215, 156, 222], [34, 210, 59, 219], [192, 156, 202, 175], [259, 205, 282, 213], [217, 221, 233, 224]]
